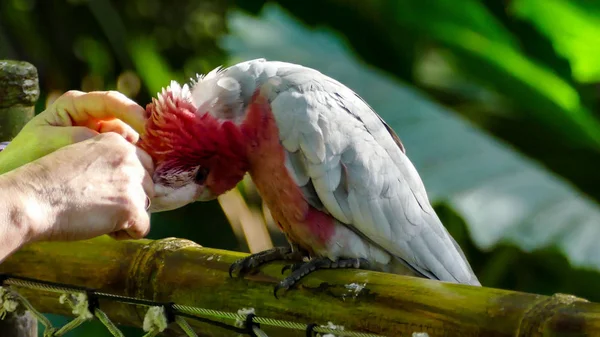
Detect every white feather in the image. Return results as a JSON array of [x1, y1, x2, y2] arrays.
[[186, 59, 479, 285]]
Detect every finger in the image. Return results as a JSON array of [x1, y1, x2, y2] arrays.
[[31, 125, 98, 160], [136, 147, 155, 175], [67, 126, 101, 143], [142, 170, 155, 199], [123, 210, 151, 239], [41, 90, 147, 134], [120, 184, 152, 239], [108, 230, 135, 241], [36, 125, 100, 154], [94, 118, 140, 144]]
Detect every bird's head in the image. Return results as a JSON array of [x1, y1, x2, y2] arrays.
[[138, 80, 250, 212]]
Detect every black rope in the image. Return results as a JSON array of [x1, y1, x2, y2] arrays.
[[164, 302, 176, 324], [0, 274, 168, 309], [0, 273, 89, 292], [0, 273, 251, 335], [245, 313, 260, 337], [306, 323, 318, 337], [94, 292, 165, 307], [176, 310, 247, 334], [86, 290, 100, 314], [0, 273, 9, 286], [0, 273, 376, 337]]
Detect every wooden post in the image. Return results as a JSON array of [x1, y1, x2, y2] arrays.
[[0, 60, 39, 141], [0, 60, 40, 337]]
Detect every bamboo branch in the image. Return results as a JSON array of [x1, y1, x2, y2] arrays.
[[0, 59, 39, 337], [218, 187, 274, 254], [0, 236, 598, 337]]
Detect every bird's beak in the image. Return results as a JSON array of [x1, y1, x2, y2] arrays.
[[147, 197, 186, 213], [149, 183, 205, 213]]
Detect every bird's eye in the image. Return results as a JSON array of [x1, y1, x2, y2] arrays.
[[195, 167, 210, 184]]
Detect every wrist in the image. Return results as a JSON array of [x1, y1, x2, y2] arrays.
[[0, 175, 33, 262], [0, 165, 50, 248]]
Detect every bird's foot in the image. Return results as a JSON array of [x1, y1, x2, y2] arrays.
[[274, 257, 370, 299], [229, 246, 305, 278]]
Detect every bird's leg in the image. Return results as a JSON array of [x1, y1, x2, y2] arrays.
[[274, 257, 371, 298], [229, 244, 306, 277]]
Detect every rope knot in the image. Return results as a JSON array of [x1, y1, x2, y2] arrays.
[[0, 286, 19, 319], [59, 293, 94, 320], [236, 307, 268, 337], [143, 306, 169, 334]]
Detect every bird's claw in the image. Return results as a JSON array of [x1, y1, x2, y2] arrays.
[[229, 253, 275, 278], [273, 257, 371, 299], [280, 262, 303, 275], [228, 257, 257, 278], [228, 263, 236, 278], [228, 246, 303, 278], [273, 283, 287, 299]]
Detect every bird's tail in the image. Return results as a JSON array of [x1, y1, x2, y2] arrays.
[[388, 254, 481, 286]]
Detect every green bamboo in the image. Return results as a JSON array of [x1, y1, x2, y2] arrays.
[[0, 59, 39, 337], [1, 236, 599, 337]]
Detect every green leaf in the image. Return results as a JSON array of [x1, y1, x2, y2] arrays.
[[510, 0, 600, 83], [128, 37, 180, 96], [221, 5, 600, 271], [386, 0, 600, 150]]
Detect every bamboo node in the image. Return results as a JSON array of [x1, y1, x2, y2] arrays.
[[518, 293, 589, 337], [126, 237, 201, 301]]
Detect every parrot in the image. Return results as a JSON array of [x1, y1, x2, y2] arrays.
[[138, 58, 481, 296]]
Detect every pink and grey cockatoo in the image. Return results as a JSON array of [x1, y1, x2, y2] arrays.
[[138, 58, 480, 295]]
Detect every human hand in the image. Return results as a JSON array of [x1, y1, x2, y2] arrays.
[[3, 132, 154, 242], [0, 90, 146, 174]]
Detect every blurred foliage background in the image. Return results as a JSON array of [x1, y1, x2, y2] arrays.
[[2, 0, 600, 335]]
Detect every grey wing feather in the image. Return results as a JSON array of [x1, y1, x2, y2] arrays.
[[266, 62, 477, 285]]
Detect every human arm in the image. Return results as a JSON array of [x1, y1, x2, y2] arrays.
[[0, 132, 154, 263], [0, 90, 153, 262], [0, 172, 35, 263]]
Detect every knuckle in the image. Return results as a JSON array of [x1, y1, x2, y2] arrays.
[[131, 223, 150, 239], [62, 90, 84, 98], [50, 90, 83, 109], [71, 128, 98, 143], [98, 132, 132, 149], [105, 90, 127, 101], [97, 131, 119, 141], [119, 200, 138, 219]]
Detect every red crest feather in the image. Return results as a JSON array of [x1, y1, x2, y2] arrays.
[[138, 85, 250, 195]]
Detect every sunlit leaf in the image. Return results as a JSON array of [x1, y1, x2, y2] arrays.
[[510, 0, 600, 83], [386, 0, 600, 150], [221, 5, 600, 271]]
